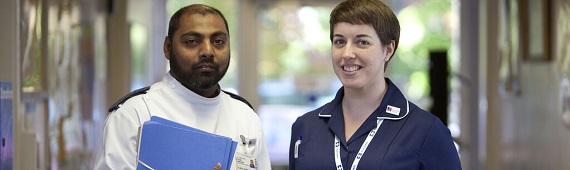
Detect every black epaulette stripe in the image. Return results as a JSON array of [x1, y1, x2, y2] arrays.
[[108, 86, 151, 112], [222, 90, 254, 110]]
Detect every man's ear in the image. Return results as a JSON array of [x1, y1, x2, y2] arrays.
[[164, 36, 171, 60]]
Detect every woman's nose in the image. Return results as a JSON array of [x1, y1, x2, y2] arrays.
[[342, 44, 356, 59]]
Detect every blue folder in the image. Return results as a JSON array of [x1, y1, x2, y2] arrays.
[[136, 116, 237, 170]]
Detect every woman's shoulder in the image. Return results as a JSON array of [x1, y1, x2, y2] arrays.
[[302, 102, 332, 118], [405, 102, 446, 129], [292, 103, 330, 126]]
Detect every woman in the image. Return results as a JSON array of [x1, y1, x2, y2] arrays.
[[289, 0, 461, 169]]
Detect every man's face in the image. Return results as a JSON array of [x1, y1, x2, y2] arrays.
[[165, 13, 230, 91]]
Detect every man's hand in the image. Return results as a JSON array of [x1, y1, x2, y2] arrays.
[[212, 163, 222, 170]]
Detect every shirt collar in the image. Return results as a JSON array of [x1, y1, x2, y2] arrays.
[[162, 72, 221, 105], [318, 78, 410, 120]]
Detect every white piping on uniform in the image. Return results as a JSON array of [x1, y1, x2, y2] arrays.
[[317, 102, 332, 117], [378, 100, 409, 120], [318, 101, 410, 121], [318, 112, 332, 117]]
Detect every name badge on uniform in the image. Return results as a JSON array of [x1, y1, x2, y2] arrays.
[[386, 105, 400, 116], [235, 152, 257, 170]]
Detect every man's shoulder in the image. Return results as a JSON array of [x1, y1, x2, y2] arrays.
[[108, 86, 151, 112], [221, 90, 254, 110]]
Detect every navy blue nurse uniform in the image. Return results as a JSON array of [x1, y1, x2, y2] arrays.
[[289, 78, 461, 169]]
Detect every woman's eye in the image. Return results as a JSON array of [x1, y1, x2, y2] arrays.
[[356, 40, 370, 45], [334, 39, 346, 45]]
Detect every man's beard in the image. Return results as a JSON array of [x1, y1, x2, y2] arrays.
[[169, 52, 229, 89]]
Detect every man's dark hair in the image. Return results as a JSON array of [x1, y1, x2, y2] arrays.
[[167, 4, 229, 39]]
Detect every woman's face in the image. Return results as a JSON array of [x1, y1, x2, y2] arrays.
[[331, 22, 394, 90]]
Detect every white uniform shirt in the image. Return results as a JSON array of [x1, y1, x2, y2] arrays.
[[94, 72, 271, 170]]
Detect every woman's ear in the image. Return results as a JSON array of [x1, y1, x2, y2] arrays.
[[384, 40, 395, 62], [164, 36, 171, 60]]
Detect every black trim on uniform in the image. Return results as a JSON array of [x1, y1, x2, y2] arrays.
[[107, 87, 254, 112], [222, 90, 254, 110], [108, 86, 151, 112]]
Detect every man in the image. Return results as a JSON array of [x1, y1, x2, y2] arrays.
[[94, 4, 271, 170]]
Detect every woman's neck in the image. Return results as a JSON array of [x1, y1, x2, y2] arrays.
[[342, 79, 387, 141]]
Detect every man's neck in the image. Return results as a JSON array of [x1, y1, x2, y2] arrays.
[[187, 84, 220, 98], [170, 73, 221, 98]]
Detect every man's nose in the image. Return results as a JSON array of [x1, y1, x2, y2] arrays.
[[199, 41, 214, 58]]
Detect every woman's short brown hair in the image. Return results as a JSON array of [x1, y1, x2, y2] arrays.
[[330, 0, 400, 60]]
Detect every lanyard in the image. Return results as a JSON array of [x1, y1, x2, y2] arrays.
[[334, 119, 384, 170]]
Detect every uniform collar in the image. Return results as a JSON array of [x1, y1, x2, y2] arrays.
[[318, 78, 410, 120], [162, 72, 221, 105], [318, 78, 410, 144]]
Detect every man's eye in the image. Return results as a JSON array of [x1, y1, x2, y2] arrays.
[[213, 39, 225, 44], [185, 40, 198, 44]]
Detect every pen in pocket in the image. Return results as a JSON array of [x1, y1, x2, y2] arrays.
[[294, 136, 302, 158]]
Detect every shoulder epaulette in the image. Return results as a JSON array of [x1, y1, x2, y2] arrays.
[[108, 86, 151, 112], [222, 90, 254, 110]]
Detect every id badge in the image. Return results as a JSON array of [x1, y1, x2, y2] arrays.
[[235, 152, 257, 170]]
